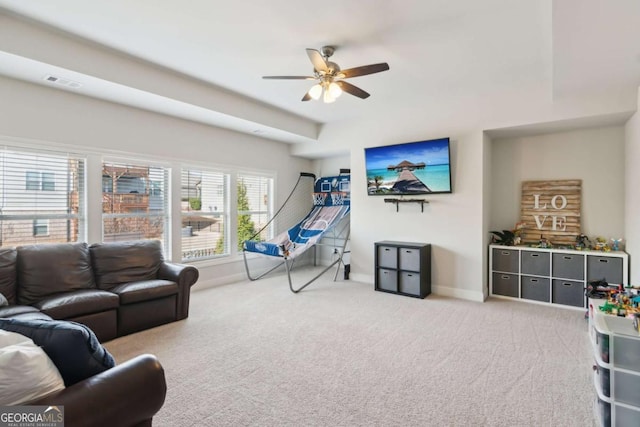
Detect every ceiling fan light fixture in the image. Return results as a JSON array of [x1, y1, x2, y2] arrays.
[[263, 46, 389, 103], [328, 82, 342, 98], [308, 83, 323, 100], [323, 89, 336, 103]]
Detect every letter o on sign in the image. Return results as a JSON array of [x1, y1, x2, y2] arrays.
[[551, 195, 567, 210]]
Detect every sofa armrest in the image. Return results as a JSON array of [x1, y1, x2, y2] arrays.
[[158, 262, 199, 320], [31, 354, 166, 427]]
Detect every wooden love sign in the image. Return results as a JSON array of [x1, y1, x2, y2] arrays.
[[520, 180, 581, 245]]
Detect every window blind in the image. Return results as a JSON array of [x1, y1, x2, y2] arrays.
[[237, 173, 273, 250], [181, 168, 228, 260], [0, 146, 86, 247], [102, 161, 169, 252]]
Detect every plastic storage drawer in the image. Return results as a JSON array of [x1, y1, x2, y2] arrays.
[[552, 279, 584, 307], [552, 253, 584, 280], [398, 271, 421, 296], [595, 391, 640, 427], [377, 246, 397, 269], [588, 256, 623, 284], [521, 251, 550, 276], [613, 369, 640, 407], [613, 335, 640, 372], [521, 276, 550, 302], [492, 272, 518, 297], [398, 248, 421, 272], [492, 248, 519, 273], [377, 268, 397, 292]]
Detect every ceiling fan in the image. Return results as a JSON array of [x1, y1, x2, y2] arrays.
[[262, 46, 390, 103]]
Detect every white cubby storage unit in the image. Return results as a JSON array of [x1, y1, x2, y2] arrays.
[[489, 245, 628, 310], [589, 300, 640, 426]]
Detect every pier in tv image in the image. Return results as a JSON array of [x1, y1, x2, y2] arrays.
[[365, 137, 452, 195]]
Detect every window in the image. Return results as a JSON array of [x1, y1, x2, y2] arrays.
[[25, 171, 56, 191], [0, 147, 85, 247], [181, 168, 229, 260], [25, 171, 40, 190], [102, 161, 169, 253], [237, 173, 273, 250], [33, 219, 49, 236], [41, 172, 55, 191]]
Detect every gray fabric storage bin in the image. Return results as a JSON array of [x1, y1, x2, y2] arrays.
[[588, 255, 623, 284], [377, 246, 397, 269], [492, 272, 518, 297], [399, 271, 420, 295], [398, 248, 421, 272], [521, 276, 550, 302], [377, 268, 397, 292], [552, 253, 584, 280], [492, 248, 519, 273], [521, 251, 550, 276], [552, 279, 584, 307]]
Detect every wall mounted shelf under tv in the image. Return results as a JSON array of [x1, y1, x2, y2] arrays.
[[384, 198, 429, 212]]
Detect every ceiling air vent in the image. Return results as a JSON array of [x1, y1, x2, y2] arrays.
[[43, 75, 82, 89]]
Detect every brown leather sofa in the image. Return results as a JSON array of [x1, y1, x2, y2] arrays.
[[0, 240, 199, 341], [30, 353, 167, 427]]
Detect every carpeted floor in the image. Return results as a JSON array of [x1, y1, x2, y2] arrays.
[[105, 269, 598, 427]]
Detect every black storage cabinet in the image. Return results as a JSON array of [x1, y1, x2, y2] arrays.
[[375, 241, 431, 298]]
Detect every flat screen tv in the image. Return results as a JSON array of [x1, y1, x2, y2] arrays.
[[365, 137, 452, 195]]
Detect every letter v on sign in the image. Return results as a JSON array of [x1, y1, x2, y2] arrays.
[[533, 215, 548, 229]]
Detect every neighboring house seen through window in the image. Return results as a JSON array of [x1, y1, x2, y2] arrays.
[[1, 147, 85, 247], [101, 160, 169, 255]]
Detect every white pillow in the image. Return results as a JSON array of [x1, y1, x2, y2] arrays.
[[0, 330, 65, 405]]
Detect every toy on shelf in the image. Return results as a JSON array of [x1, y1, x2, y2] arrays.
[[593, 236, 611, 252], [575, 234, 590, 250], [592, 281, 640, 321], [610, 238, 623, 251]]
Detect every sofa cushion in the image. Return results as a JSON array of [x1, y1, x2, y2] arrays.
[[0, 293, 7, 307], [0, 330, 66, 405], [0, 318, 115, 386], [33, 289, 120, 320], [17, 243, 96, 305], [0, 304, 41, 317], [0, 248, 17, 305], [111, 280, 178, 305], [90, 240, 164, 290]]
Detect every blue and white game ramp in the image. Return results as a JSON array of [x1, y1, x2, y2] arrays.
[[243, 174, 350, 293]]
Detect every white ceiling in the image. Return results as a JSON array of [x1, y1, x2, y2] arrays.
[[0, 0, 639, 144]]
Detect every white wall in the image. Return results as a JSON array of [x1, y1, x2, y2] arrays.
[[0, 76, 313, 289], [333, 128, 487, 301], [625, 88, 640, 283], [490, 126, 626, 240]]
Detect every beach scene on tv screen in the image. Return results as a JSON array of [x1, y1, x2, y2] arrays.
[[366, 138, 451, 195]]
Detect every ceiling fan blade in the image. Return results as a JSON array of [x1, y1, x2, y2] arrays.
[[338, 63, 390, 79], [306, 48, 328, 73], [301, 92, 312, 101], [337, 81, 370, 99], [262, 75, 316, 80]]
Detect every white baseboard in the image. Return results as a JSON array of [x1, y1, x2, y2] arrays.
[[431, 285, 485, 302], [348, 273, 484, 302], [192, 273, 247, 292]]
